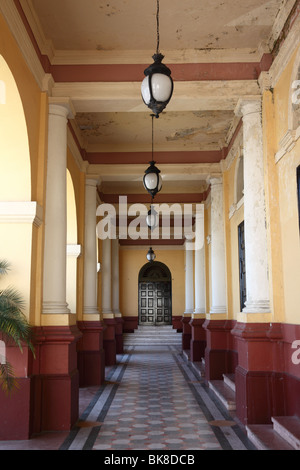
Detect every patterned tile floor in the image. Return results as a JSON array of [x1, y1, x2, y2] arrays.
[[61, 345, 255, 451], [0, 345, 256, 451]]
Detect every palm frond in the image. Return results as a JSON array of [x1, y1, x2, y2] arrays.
[[0, 361, 19, 395], [0, 260, 36, 393], [0, 260, 10, 276], [0, 287, 35, 354]]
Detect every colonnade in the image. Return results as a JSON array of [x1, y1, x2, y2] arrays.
[[182, 97, 273, 424], [7, 95, 271, 436]]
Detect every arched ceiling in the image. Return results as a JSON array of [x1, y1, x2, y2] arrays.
[[17, 0, 296, 200]]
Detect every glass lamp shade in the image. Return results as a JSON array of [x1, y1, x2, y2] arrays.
[[143, 161, 162, 198], [141, 53, 173, 117], [146, 247, 156, 262]]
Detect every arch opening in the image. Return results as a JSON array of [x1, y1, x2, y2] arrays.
[[138, 261, 172, 326]]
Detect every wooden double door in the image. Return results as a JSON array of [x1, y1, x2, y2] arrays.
[[139, 281, 172, 325]]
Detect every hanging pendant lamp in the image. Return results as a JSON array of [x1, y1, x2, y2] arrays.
[[143, 114, 162, 198], [141, 0, 173, 118], [146, 247, 156, 262]]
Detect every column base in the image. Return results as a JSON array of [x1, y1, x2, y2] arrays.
[[77, 321, 105, 386], [172, 315, 183, 332], [189, 317, 206, 362], [115, 316, 124, 354], [181, 314, 192, 350], [232, 322, 286, 425], [34, 325, 81, 434], [103, 318, 117, 366], [203, 319, 237, 381], [123, 316, 138, 333]]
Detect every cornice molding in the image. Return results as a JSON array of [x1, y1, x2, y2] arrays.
[[269, 9, 300, 87], [275, 126, 300, 163], [0, 201, 43, 226], [0, 0, 45, 89]]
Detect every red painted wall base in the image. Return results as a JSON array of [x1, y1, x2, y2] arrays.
[[122, 316, 138, 333], [103, 318, 117, 366], [115, 317, 124, 354], [77, 321, 105, 386], [189, 318, 206, 362], [0, 325, 82, 439], [182, 315, 192, 350], [203, 319, 237, 380]]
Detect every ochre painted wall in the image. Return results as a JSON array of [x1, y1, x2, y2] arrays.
[[0, 12, 48, 326], [268, 45, 300, 325], [119, 247, 185, 320]]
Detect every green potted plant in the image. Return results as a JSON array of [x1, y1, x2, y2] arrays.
[[0, 260, 34, 394]]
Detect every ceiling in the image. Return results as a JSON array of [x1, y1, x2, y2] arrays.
[[18, 0, 294, 203]]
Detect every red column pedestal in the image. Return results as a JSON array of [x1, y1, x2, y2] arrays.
[[122, 316, 138, 333], [32, 325, 82, 434], [232, 322, 287, 425], [77, 321, 105, 387], [172, 316, 183, 332], [115, 317, 124, 354], [0, 325, 82, 439], [181, 315, 192, 351], [0, 337, 34, 440], [103, 318, 117, 366], [189, 318, 206, 362], [203, 319, 237, 381]]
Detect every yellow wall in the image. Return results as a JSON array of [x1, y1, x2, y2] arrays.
[[119, 247, 185, 319], [0, 13, 48, 325], [204, 205, 211, 313], [67, 149, 86, 320], [268, 45, 300, 325], [223, 145, 244, 321]]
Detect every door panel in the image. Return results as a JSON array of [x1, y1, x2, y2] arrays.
[[139, 281, 172, 325]]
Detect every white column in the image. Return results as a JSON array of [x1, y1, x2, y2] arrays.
[[209, 177, 227, 314], [194, 246, 206, 314], [43, 102, 73, 315], [184, 244, 194, 315], [101, 237, 113, 317], [112, 238, 121, 317], [236, 97, 270, 313], [83, 178, 100, 316], [67, 244, 81, 314]]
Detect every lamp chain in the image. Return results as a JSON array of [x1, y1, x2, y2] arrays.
[[151, 113, 154, 161], [156, 0, 160, 55]]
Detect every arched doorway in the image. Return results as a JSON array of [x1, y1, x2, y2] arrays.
[[138, 261, 172, 326]]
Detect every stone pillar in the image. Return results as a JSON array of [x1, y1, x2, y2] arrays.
[[204, 177, 232, 380], [190, 245, 206, 361], [102, 237, 116, 365], [42, 102, 72, 316], [39, 99, 81, 433], [112, 238, 123, 354], [182, 244, 194, 350], [209, 177, 227, 315], [77, 177, 105, 387], [232, 97, 273, 425], [236, 97, 270, 314]]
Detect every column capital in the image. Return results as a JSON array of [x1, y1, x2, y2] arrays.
[[235, 95, 262, 118], [48, 97, 76, 119], [85, 175, 101, 187], [209, 176, 223, 187]]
